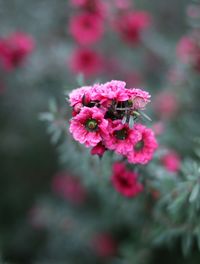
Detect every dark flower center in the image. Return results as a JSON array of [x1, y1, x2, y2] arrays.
[[134, 140, 144, 151], [114, 128, 128, 140], [85, 118, 98, 132], [119, 176, 130, 187]]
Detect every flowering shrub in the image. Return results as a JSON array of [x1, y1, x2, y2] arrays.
[[68, 80, 158, 165]]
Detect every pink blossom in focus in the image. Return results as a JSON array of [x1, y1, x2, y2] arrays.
[[52, 172, 86, 204], [127, 87, 151, 110], [127, 124, 158, 165], [69, 48, 103, 77], [69, 85, 92, 108], [104, 120, 141, 155], [112, 162, 143, 197], [91, 142, 106, 157], [69, 13, 104, 45], [114, 11, 152, 45], [91, 80, 128, 108], [0, 32, 35, 71], [91, 233, 117, 258], [69, 106, 108, 147], [161, 151, 181, 173], [153, 91, 178, 119]]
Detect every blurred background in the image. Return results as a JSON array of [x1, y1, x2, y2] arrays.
[[0, 0, 200, 263]]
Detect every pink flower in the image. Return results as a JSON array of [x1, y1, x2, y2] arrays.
[[127, 87, 151, 110], [91, 233, 117, 258], [176, 36, 197, 64], [125, 71, 142, 87], [69, 106, 108, 147], [114, 11, 152, 45], [69, 13, 104, 45], [91, 80, 129, 107], [70, 0, 107, 17], [176, 35, 200, 72], [69, 85, 92, 108], [91, 142, 106, 157], [52, 172, 86, 204], [104, 120, 140, 155], [153, 91, 178, 119], [70, 0, 88, 7], [112, 162, 143, 197], [69, 48, 103, 77], [127, 124, 158, 165], [161, 151, 181, 173], [112, 0, 131, 10], [152, 122, 165, 136], [0, 32, 35, 71]]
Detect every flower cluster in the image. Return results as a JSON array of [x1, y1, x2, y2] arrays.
[[0, 32, 35, 71], [69, 80, 158, 165], [67, 0, 152, 78]]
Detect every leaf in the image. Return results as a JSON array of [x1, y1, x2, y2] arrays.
[[38, 112, 54, 121], [189, 183, 200, 203], [49, 98, 57, 113], [129, 115, 134, 128], [181, 234, 193, 257], [122, 115, 127, 125], [138, 111, 152, 121]]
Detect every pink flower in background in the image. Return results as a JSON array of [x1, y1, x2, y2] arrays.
[[91, 233, 117, 257], [112, 0, 131, 10], [69, 48, 103, 77], [153, 91, 178, 119], [70, 0, 88, 7], [152, 122, 165, 136], [0, 32, 35, 71], [161, 151, 181, 173], [127, 124, 158, 165], [176, 35, 200, 72], [69, 106, 108, 147], [176, 36, 197, 64], [167, 67, 185, 85], [125, 71, 142, 87], [52, 172, 86, 204], [114, 11, 152, 45], [69, 13, 104, 45], [91, 142, 106, 157], [70, 0, 107, 17], [104, 120, 140, 155], [112, 162, 143, 197]]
